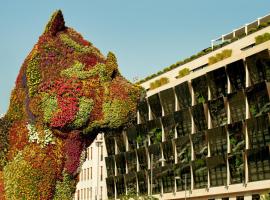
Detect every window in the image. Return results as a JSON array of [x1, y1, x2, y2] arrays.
[[84, 188, 86, 200], [115, 153, 126, 175], [81, 189, 83, 200], [174, 81, 191, 109], [138, 99, 149, 123], [191, 103, 207, 132], [159, 88, 176, 115], [252, 194, 260, 200], [226, 59, 245, 91], [175, 136, 191, 163], [174, 108, 191, 137], [207, 156, 227, 187], [125, 151, 137, 172], [148, 93, 162, 119], [87, 168, 89, 180], [91, 167, 92, 179], [91, 147, 93, 160], [208, 126, 227, 156], [100, 186, 103, 200], [228, 91, 246, 123], [192, 75, 208, 104], [222, 198, 229, 200], [105, 156, 115, 177], [77, 190, 80, 200], [87, 148, 90, 160], [208, 97, 227, 127], [207, 67, 228, 99], [90, 187, 92, 200], [84, 169, 86, 181], [101, 145, 103, 161], [236, 196, 244, 200], [87, 188, 89, 200], [100, 166, 103, 181]]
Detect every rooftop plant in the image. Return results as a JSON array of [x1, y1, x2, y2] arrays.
[[255, 32, 270, 45], [149, 77, 169, 90], [208, 49, 232, 65], [177, 68, 190, 78], [137, 20, 270, 85]]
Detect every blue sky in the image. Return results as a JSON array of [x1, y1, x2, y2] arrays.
[[1, 0, 270, 114]]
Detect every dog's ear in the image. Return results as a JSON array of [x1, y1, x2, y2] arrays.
[[44, 10, 66, 36]]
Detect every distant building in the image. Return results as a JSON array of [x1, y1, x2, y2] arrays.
[[74, 133, 107, 200], [104, 13, 270, 200]]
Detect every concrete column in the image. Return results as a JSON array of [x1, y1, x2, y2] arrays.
[[211, 40, 214, 50], [245, 24, 248, 35]]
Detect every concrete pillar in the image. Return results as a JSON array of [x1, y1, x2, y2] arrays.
[[245, 24, 248, 35], [244, 194, 252, 200]]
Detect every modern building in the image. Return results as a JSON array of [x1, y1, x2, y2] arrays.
[[74, 133, 108, 200], [104, 13, 270, 200]]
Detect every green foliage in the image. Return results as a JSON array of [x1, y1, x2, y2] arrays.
[[261, 192, 270, 200], [150, 128, 162, 144], [60, 34, 100, 56], [3, 153, 42, 200], [103, 99, 131, 128], [42, 93, 58, 123], [149, 77, 169, 90], [255, 33, 270, 45], [0, 118, 11, 170], [106, 51, 118, 77], [26, 52, 41, 96], [208, 49, 232, 65], [53, 171, 76, 200], [72, 97, 94, 128], [177, 68, 190, 78]]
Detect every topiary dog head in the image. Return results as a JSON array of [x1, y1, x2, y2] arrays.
[[8, 10, 143, 133], [0, 10, 144, 200]]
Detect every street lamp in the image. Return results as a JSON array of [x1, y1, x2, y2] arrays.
[[175, 174, 187, 200], [150, 154, 166, 199], [95, 134, 103, 200]]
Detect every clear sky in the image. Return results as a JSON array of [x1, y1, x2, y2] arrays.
[[1, 0, 270, 114]]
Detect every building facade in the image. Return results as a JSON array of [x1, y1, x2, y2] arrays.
[[104, 14, 270, 200], [74, 133, 108, 200]]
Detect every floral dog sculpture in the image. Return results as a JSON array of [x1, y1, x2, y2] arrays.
[[0, 10, 143, 200]]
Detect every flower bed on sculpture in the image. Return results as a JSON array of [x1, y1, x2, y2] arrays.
[[0, 10, 142, 200]]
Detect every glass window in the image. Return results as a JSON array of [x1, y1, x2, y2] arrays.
[[247, 114, 270, 149], [100, 166, 103, 181], [125, 150, 137, 172], [228, 91, 246, 123], [248, 146, 270, 182], [174, 163, 191, 191], [252, 194, 260, 200], [160, 88, 176, 115], [207, 67, 228, 99], [106, 177, 114, 198], [192, 75, 208, 104], [137, 147, 147, 170], [100, 145, 103, 161], [192, 158, 208, 189], [175, 81, 192, 109], [116, 175, 125, 198], [208, 97, 227, 127], [105, 156, 115, 177], [175, 136, 191, 163], [161, 165, 174, 193], [148, 144, 162, 169], [147, 119, 162, 144], [207, 155, 227, 187], [148, 94, 162, 119], [115, 153, 126, 175], [236, 196, 244, 200], [174, 108, 192, 137], [192, 131, 208, 159], [138, 99, 149, 123], [226, 59, 246, 91], [191, 103, 207, 131], [162, 141, 175, 165], [208, 126, 227, 156], [104, 132, 115, 156], [137, 170, 148, 195], [246, 49, 270, 84], [246, 82, 270, 117], [125, 172, 137, 192], [126, 126, 137, 150], [162, 114, 175, 140]]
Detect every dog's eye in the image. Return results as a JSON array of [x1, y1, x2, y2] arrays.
[[111, 70, 117, 79]]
